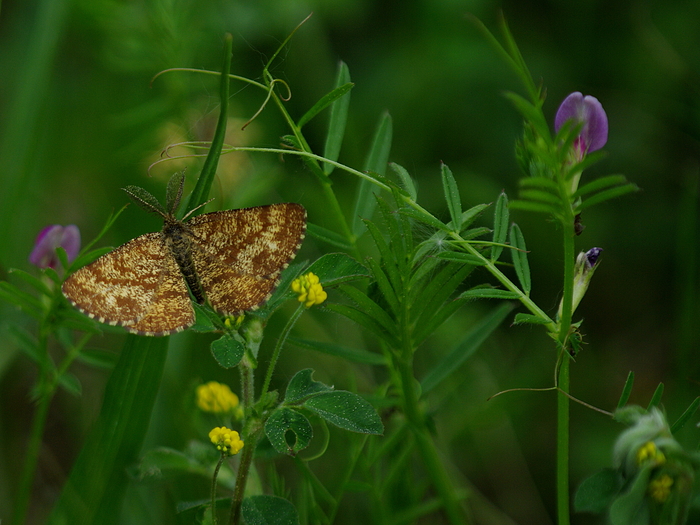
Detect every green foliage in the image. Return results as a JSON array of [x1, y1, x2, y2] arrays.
[[241, 495, 300, 525], [210, 333, 245, 369]]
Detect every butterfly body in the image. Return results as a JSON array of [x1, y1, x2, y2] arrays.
[[162, 215, 206, 304], [62, 202, 306, 336]]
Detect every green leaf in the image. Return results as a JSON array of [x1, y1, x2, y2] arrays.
[[441, 163, 462, 230], [304, 391, 384, 434], [491, 192, 509, 262], [363, 220, 401, 291], [508, 199, 560, 216], [285, 368, 332, 403], [75, 348, 118, 369], [304, 253, 368, 287], [671, 397, 700, 434], [512, 313, 550, 326], [210, 333, 245, 369], [186, 34, 232, 213], [398, 206, 450, 232], [48, 336, 169, 525], [299, 81, 353, 129], [457, 203, 491, 232], [617, 371, 635, 409], [519, 176, 559, 192], [646, 382, 664, 410], [58, 371, 82, 396], [519, 188, 562, 206], [434, 251, 486, 265], [7, 268, 52, 297], [69, 246, 114, 272], [325, 303, 398, 347], [242, 495, 300, 525], [458, 287, 520, 301], [287, 337, 387, 366], [351, 111, 392, 237], [365, 257, 400, 316], [322, 61, 352, 175], [574, 468, 622, 513], [389, 162, 417, 201], [509, 223, 531, 295], [134, 447, 208, 479], [421, 302, 513, 393], [305, 223, 354, 251], [412, 263, 478, 343], [576, 183, 639, 212], [572, 174, 630, 199], [9, 326, 42, 364], [376, 194, 410, 275], [0, 281, 44, 319], [338, 284, 398, 339], [265, 408, 313, 455], [609, 466, 652, 525]]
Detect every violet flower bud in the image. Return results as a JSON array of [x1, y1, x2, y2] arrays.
[[558, 247, 603, 319], [29, 224, 81, 270], [555, 92, 608, 158]]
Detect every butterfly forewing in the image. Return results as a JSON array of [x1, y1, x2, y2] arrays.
[[188, 203, 306, 314], [61, 233, 195, 336]]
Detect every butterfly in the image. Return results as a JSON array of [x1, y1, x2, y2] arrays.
[[62, 173, 306, 336]]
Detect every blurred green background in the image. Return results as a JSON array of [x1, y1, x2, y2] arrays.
[[1, 0, 699, 524]]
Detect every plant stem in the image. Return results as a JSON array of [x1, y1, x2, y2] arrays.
[[12, 389, 51, 525], [396, 356, 468, 525], [556, 218, 576, 525], [556, 358, 570, 525], [260, 303, 304, 399], [229, 423, 263, 525], [211, 454, 225, 525]]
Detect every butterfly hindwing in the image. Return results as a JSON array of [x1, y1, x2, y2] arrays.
[[61, 232, 195, 336], [188, 203, 307, 314]]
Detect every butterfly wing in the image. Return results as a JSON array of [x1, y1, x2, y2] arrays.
[[187, 203, 306, 315], [61, 232, 195, 336]]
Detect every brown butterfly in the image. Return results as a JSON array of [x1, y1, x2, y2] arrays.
[[62, 173, 306, 336]]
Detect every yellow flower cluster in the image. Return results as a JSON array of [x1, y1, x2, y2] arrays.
[[209, 426, 244, 456], [636, 441, 666, 466], [196, 381, 239, 414], [292, 272, 327, 308], [648, 474, 673, 503]]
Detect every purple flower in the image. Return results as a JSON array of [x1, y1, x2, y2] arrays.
[[555, 92, 608, 157], [29, 225, 81, 270]]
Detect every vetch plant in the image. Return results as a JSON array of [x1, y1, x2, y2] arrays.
[[2, 14, 699, 525]]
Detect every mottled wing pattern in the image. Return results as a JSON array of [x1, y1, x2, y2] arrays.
[[188, 203, 307, 315], [61, 233, 195, 336]]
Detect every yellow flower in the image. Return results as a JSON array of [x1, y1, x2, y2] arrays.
[[648, 474, 673, 503], [636, 441, 666, 466], [196, 381, 239, 414], [291, 272, 327, 308], [209, 427, 244, 456]]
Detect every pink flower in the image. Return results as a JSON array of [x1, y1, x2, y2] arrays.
[[29, 225, 81, 269], [555, 92, 608, 157]]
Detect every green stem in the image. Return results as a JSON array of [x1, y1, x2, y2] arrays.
[[396, 356, 468, 525], [556, 358, 571, 525], [211, 454, 225, 525], [556, 216, 576, 525], [12, 389, 51, 525], [260, 303, 304, 399], [229, 423, 263, 525]]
